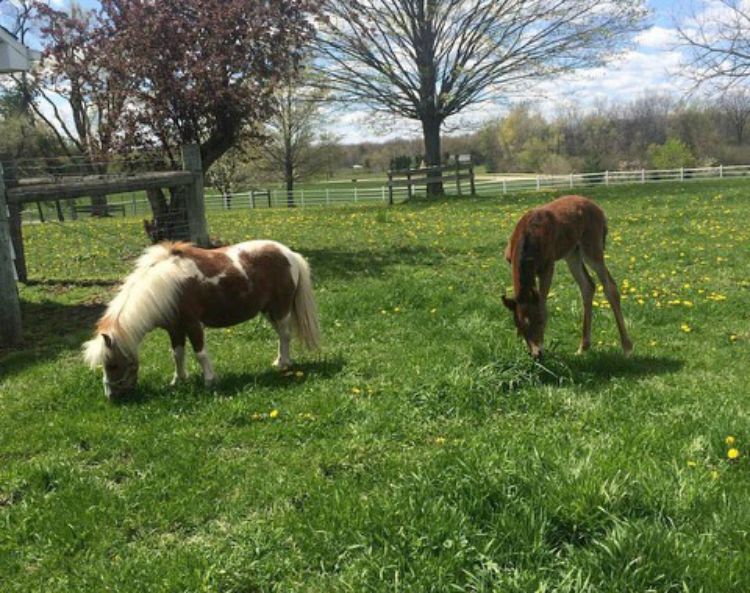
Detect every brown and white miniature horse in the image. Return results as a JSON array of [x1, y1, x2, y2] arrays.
[[502, 195, 633, 359], [84, 240, 320, 400]]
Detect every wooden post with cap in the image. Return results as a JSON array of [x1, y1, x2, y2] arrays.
[[181, 144, 209, 247], [0, 163, 22, 346]]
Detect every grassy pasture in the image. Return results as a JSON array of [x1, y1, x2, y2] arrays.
[[2, 180, 750, 592]]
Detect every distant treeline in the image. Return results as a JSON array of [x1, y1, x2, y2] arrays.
[[331, 93, 750, 175]]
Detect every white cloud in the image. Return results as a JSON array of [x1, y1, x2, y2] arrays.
[[635, 25, 680, 49]]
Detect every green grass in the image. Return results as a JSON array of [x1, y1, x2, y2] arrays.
[[2, 179, 750, 592]]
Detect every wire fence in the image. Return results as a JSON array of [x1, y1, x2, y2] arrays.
[[16, 163, 750, 224]]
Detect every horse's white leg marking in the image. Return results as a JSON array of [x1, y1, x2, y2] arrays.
[[272, 315, 293, 370], [195, 349, 216, 386], [170, 346, 187, 386]]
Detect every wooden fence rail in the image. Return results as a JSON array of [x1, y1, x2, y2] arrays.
[[0, 144, 208, 348], [387, 158, 475, 205]]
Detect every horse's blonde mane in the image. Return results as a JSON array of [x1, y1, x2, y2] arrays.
[[83, 242, 190, 368]]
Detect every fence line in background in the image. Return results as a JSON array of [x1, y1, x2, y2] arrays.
[[18, 163, 750, 223]]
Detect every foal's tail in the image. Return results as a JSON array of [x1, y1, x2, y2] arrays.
[[290, 252, 321, 350]]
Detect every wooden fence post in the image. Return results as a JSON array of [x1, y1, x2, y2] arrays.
[[455, 159, 462, 196], [469, 162, 476, 195], [3, 163, 26, 283], [388, 172, 394, 205], [0, 163, 23, 346], [181, 144, 209, 247], [406, 170, 413, 199]]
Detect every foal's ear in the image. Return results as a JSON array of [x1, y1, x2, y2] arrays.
[[501, 295, 516, 310], [102, 334, 113, 349]]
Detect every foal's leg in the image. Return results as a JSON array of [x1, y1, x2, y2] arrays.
[[585, 256, 633, 355], [536, 265, 555, 354], [168, 328, 188, 386], [185, 320, 216, 386], [270, 314, 293, 371], [565, 250, 595, 354]]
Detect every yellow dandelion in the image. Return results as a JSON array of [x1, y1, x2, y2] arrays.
[[726, 436, 736, 446], [727, 448, 740, 460], [680, 323, 691, 333], [351, 387, 361, 395], [269, 409, 280, 419], [430, 308, 437, 314], [434, 436, 446, 445]]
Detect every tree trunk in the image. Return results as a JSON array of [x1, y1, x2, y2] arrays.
[[285, 157, 295, 208], [143, 187, 190, 243], [422, 117, 444, 197], [90, 193, 110, 217]]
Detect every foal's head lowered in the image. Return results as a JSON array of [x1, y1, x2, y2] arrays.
[[502, 290, 546, 359]]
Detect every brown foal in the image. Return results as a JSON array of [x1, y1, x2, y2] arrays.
[[502, 195, 633, 359]]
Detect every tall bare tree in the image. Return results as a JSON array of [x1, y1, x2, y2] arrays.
[[678, 0, 750, 90], [720, 89, 750, 144], [262, 71, 327, 207], [316, 0, 646, 194]]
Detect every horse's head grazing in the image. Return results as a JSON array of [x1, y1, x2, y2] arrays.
[[502, 292, 545, 359], [83, 332, 139, 400]]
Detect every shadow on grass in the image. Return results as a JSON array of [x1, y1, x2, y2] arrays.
[[110, 357, 346, 406], [558, 351, 684, 387], [304, 246, 446, 281], [217, 357, 346, 393], [0, 299, 105, 381]]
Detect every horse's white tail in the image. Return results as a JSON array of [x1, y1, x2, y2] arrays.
[[290, 252, 321, 350]]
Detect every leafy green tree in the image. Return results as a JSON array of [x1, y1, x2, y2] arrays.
[[647, 138, 695, 169]]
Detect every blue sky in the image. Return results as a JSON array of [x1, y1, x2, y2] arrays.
[[2, 0, 707, 144]]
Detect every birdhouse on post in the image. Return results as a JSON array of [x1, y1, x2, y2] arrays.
[[0, 25, 40, 73]]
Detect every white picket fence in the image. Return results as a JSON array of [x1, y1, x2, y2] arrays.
[[202, 163, 750, 210], [20, 163, 750, 223]]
